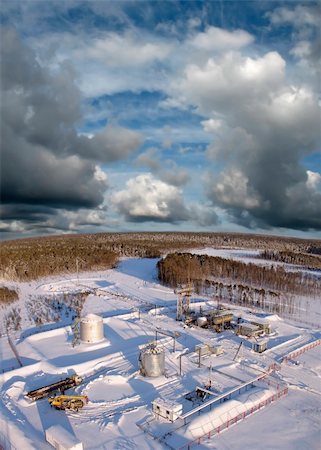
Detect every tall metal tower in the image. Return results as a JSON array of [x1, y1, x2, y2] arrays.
[[176, 283, 193, 321]]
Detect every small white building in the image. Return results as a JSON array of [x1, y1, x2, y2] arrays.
[[45, 425, 83, 450], [252, 340, 268, 353], [152, 398, 183, 422]]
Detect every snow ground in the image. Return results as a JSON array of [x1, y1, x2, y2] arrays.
[[0, 254, 320, 449]]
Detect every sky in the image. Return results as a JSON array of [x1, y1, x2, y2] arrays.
[[0, 0, 320, 240]]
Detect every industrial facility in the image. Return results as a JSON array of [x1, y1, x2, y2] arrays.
[[0, 255, 317, 450]]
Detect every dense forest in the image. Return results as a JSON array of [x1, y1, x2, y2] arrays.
[[1, 232, 320, 281], [257, 250, 321, 270], [157, 253, 321, 298]]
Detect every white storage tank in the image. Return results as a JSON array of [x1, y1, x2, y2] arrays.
[[197, 316, 208, 327], [139, 342, 165, 377], [80, 313, 104, 343]]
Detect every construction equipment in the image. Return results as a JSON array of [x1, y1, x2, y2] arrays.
[[26, 374, 82, 401], [48, 395, 88, 411]]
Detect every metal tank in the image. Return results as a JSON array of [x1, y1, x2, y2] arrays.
[[139, 342, 165, 377], [197, 316, 208, 328], [80, 313, 104, 343]]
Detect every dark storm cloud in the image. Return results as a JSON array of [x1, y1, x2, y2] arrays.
[[0, 27, 142, 232], [178, 49, 321, 231]]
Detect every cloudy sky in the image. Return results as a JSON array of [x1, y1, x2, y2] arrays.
[[1, 1, 320, 239]]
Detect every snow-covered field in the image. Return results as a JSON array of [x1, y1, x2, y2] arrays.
[[0, 253, 320, 449]]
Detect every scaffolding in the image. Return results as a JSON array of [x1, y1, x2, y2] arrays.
[[176, 284, 193, 321], [72, 318, 81, 347]]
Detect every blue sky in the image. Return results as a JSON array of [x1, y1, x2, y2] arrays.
[[1, 1, 320, 239]]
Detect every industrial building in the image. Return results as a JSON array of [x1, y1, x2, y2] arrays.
[[252, 340, 268, 353], [209, 312, 233, 332], [237, 322, 263, 337], [185, 308, 233, 332], [152, 398, 183, 421], [250, 318, 272, 335]]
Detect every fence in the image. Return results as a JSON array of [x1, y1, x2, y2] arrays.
[[177, 385, 288, 450], [282, 338, 321, 364]]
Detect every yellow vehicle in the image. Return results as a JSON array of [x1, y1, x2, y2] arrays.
[[48, 395, 88, 411]]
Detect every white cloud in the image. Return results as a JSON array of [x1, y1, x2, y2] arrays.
[[174, 51, 285, 116], [306, 170, 321, 191], [189, 26, 254, 51], [94, 165, 108, 183], [84, 31, 173, 67], [268, 5, 320, 27], [112, 173, 189, 222], [267, 4, 321, 85], [201, 118, 223, 133]]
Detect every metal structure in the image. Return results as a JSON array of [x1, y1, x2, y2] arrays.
[[155, 327, 179, 352], [237, 322, 262, 337], [139, 342, 165, 377], [26, 374, 82, 401], [208, 312, 233, 332], [250, 319, 272, 335], [176, 284, 193, 321], [197, 317, 208, 327], [80, 313, 104, 343], [195, 343, 210, 357], [179, 370, 272, 421], [72, 318, 81, 347], [233, 341, 243, 361]]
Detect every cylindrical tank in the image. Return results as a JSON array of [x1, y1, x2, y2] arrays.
[[197, 317, 208, 328], [80, 313, 104, 343], [139, 343, 165, 377]]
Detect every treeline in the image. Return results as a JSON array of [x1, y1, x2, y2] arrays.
[[199, 280, 297, 316], [157, 253, 321, 297], [1, 232, 320, 281], [258, 250, 321, 270], [307, 245, 321, 255], [0, 237, 118, 281]]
